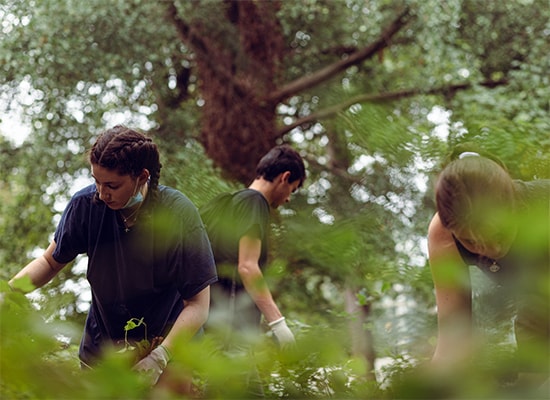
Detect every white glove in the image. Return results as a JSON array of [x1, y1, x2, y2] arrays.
[[268, 317, 295, 348], [133, 345, 170, 386]]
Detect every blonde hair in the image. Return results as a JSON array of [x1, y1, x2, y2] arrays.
[[436, 156, 516, 233]]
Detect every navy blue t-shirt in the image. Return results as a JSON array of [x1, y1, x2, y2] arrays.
[[53, 184, 217, 365]]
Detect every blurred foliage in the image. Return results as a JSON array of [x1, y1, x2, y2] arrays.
[[1, 0, 549, 397], [2, 281, 547, 399]]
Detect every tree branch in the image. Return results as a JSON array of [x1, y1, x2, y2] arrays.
[[267, 7, 411, 104], [165, 1, 216, 75], [165, 1, 246, 95], [165, 2, 192, 47], [276, 79, 508, 136]]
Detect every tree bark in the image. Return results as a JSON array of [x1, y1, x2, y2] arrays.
[[164, 1, 411, 183], [344, 288, 377, 382]]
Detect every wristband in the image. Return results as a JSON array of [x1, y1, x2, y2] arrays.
[[268, 317, 286, 327], [157, 344, 172, 362]]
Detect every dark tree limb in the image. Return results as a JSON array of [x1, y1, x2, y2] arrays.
[[276, 78, 508, 137], [267, 7, 411, 104]]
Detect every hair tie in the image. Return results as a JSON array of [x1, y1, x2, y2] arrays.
[[458, 151, 480, 159]]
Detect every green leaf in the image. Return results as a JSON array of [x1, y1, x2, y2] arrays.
[[124, 317, 144, 332], [8, 276, 35, 293]]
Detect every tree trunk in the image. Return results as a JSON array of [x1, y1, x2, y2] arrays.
[[344, 288, 377, 382], [166, 1, 410, 183]]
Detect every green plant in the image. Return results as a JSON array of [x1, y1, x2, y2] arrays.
[[118, 317, 164, 365]]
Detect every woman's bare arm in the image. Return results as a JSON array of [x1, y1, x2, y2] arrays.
[[9, 240, 68, 291], [428, 213, 473, 365], [161, 286, 211, 352]]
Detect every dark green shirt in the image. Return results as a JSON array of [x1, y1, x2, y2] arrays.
[[204, 189, 270, 331]]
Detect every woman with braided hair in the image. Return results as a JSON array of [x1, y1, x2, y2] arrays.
[[427, 146, 549, 388], [10, 126, 217, 389]]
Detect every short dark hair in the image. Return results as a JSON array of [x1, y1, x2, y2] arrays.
[[255, 145, 306, 186]]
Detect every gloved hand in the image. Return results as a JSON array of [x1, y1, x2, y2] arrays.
[[133, 344, 171, 386], [268, 317, 295, 349]]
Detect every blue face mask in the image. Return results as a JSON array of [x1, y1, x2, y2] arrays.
[[122, 181, 144, 209]]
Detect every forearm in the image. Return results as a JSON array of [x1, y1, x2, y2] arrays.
[[239, 265, 282, 323], [9, 241, 66, 291], [161, 287, 210, 352], [10, 256, 60, 290], [132, 288, 210, 387], [237, 236, 284, 323], [433, 311, 474, 364], [428, 214, 474, 364]]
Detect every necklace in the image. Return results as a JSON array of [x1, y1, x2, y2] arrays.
[[120, 205, 141, 233], [489, 260, 500, 273], [119, 184, 148, 232]]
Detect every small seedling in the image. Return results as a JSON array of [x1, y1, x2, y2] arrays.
[[118, 317, 163, 363]]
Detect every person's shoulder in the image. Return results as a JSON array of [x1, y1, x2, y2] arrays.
[[231, 189, 269, 223], [514, 178, 550, 189], [428, 213, 454, 248], [157, 185, 194, 207], [233, 188, 259, 199], [157, 185, 186, 200], [61, 185, 98, 216], [514, 179, 550, 205], [233, 188, 268, 205], [70, 184, 97, 202], [427, 213, 466, 271]]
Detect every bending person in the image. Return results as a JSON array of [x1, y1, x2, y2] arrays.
[[10, 126, 217, 391], [201, 145, 306, 396], [428, 147, 549, 387]]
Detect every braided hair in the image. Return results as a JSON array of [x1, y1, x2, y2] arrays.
[[89, 126, 162, 199]]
